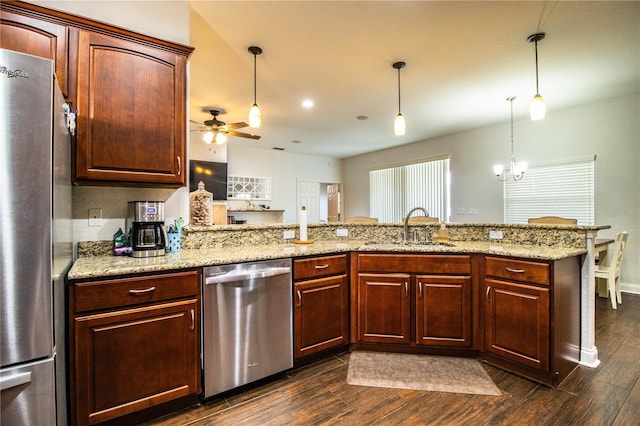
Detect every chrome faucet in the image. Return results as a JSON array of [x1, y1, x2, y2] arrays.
[[403, 207, 430, 244]]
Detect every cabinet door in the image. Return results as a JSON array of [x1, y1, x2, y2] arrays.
[[73, 299, 199, 425], [358, 273, 411, 344], [75, 30, 187, 186], [294, 274, 348, 359], [416, 275, 472, 347], [485, 278, 550, 372], [0, 9, 69, 96]]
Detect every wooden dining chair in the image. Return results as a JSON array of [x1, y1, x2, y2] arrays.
[[407, 216, 439, 224], [527, 216, 577, 225], [595, 231, 628, 309], [344, 216, 379, 224]]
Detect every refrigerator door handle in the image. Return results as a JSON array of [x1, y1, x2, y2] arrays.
[[0, 371, 32, 391]]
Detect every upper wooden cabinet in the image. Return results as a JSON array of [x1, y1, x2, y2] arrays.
[[74, 29, 188, 186], [0, 7, 70, 96], [1, 1, 194, 187]]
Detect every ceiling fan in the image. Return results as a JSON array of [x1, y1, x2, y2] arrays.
[[190, 109, 261, 144]]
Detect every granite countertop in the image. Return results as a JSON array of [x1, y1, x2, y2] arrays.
[[68, 240, 587, 281]]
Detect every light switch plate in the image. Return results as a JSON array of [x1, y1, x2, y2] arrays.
[[336, 228, 348, 237], [283, 230, 295, 239], [88, 208, 102, 227]]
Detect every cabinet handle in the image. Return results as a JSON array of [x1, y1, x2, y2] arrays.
[[404, 281, 409, 298], [486, 286, 491, 303], [176, 156, 182, 175], [128, 287, 156, 295], [296, 290, 302, 307], [505, 267, 525, 273], [314, 264, 329, 269], [190, 309, 195, 330], [418, 281, 423, 298]]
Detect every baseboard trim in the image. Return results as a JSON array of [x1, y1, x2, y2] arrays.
[[621, 281, 640, 295]]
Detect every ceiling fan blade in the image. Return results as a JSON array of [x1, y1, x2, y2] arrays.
[[225, 130, 261, 140], [189, 119, 202, 125], [221, 122, 249, 130]]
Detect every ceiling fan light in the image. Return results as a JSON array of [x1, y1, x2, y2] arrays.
[[394, 113, 406, 136], [530, 94, 546, 120], [215, 132, 227, 144], [249, 103, 262, 128], [203, 131, 214, 144]]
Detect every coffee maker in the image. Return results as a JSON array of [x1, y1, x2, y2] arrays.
[[126, 201, 167, 258]]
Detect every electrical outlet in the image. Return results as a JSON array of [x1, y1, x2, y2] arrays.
[[336, 228, 348, 237], [457, 208, 466, 215], [283, 230, 295, 239], [468, 208, 478, 215], [489, 230, 504, 239], [88, 208, 102, 227]]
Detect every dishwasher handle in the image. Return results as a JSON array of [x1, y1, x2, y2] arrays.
[[204, 266, 291, 284]]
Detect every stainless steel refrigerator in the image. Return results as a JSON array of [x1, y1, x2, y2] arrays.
[[1, 49, 72, 426]]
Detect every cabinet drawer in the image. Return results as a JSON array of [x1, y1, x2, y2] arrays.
[[74, 270, 199, 313], [357, 253, 471, 275], [294, 254, 347, 280], [485, 257, 549, 285]]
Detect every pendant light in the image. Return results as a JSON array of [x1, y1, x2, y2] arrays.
[[392, 61, 406, 136], [527, 33, 546, 120], [248, 46, 263, 128], [494, 96, 527, 181]]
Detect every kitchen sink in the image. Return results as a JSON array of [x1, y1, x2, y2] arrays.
[[364, 241, 455, 247]]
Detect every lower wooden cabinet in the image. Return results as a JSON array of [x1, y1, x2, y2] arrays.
[[69, 270, 200, 426], [358, 273, 411, 344], [354, 253, 474, 349], [485, 278, 550, 371], [417, 275, 472, 347], [293, 255, 349, 359], [482, 255, 580, 386]]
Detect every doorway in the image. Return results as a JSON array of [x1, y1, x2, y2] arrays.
[[297, 180, 342, 223]]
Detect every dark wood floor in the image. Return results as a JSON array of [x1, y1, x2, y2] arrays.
[[144, 293, 640, 425]]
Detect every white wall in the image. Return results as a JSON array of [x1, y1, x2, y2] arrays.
[[227, 145, 342, 224], [343, 93, 640, 289]]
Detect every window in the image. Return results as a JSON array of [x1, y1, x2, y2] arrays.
[[370, 157, 450, 223], [227, 175, 272, 200], [503, 158, 595, 225]]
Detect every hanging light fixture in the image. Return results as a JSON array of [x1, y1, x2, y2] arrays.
[[527, 32, 546, 120], [248, 46, 263, 128], [392, 61, 406, 136], [493, 96, 528, 181]]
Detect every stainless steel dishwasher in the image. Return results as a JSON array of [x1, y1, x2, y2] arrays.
[[202, 258, 293, 398]]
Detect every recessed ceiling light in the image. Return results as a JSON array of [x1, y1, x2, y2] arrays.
[[302, 99, 314, 108], [356, 115, 368, 120], [292, 140, 302, 144], [273, 147, 285, 151]]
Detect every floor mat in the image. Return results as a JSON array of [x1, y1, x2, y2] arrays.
[[346, 351, 501, 396]]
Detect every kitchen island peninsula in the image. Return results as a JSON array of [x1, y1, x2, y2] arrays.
[[68, 222, 608, 425]]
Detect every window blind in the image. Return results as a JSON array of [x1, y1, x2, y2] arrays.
[[503, 158, 595, 225], [370, 157, 450, 223]]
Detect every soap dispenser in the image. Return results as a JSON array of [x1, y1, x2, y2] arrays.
[[437, 222, 450, 242]]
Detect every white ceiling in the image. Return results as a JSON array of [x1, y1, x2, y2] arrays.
[[186, 1, 639, 159]]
